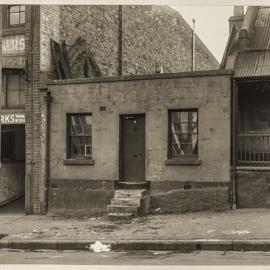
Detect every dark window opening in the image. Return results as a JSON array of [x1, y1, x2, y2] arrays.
[[1, 125, 25, 162], [67, 114, 92, 159], [8, 5, 25, 26], [168, 109, 198, 159]]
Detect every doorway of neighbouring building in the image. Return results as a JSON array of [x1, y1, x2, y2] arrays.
[[120, 114, 145, 182], [0, 124, 25, 213]]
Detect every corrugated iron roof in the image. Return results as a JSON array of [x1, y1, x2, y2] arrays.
[[250, 7, 270, 50], [234, 50, 270, 77]]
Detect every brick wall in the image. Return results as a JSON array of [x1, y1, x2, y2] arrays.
[[40, 6, 61, 73], [58, 5, 218, 78], [24, 5, 42, 214], [122, 6, 219, 75], [60, 5, 120, 77]]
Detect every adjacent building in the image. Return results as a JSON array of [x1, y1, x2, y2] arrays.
[[0, 5, 218, 214], [221, 6, 270, 208]]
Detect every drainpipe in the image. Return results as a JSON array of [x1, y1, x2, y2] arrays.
[[191, 18, 196, 71], [40, 76, 52, 214], [232, 79, 238, 210]]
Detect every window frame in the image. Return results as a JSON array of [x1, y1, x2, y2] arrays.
[[167, 108, 200, 163], [1, 70, 25, 109], [66, 113, 93, 162], [7, 5, 25, 27]]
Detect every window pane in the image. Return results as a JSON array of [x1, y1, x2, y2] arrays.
[[69, 115, 92, 158], [10, 5, 19, 12], [19, 75, 25, 91], [7, 74, 20, 90], [189, 121, 197, 134], [7, 91, 20, 106], [20, 12, 25, 24], [169, 110, 198, 158], [191, 111, 197, 122], [10, 13, 20, 25], [191, 134, 198, 154], [19, 91, 25, 106], [70, 115, 92, 135], [20, 5, 25, 11]]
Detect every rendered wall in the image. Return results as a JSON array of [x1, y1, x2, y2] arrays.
[[47, 71, 231, 212]]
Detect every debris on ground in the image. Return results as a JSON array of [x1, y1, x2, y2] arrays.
[[88, 241, 111, 253], [223, 230, 250, 235]]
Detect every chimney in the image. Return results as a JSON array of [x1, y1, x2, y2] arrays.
[[229, 6, 244, 33]]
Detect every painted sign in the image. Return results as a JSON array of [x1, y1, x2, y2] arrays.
[[2, 35, 25, 55], [1, 114, 25, 124], [2, 55, 25, 69]]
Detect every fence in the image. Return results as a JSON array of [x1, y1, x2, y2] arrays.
[[238, 131, 270, 166]]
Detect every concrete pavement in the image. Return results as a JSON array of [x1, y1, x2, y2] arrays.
[[1, 206, 270, 251]]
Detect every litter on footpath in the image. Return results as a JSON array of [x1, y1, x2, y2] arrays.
[[88, 241, 111, 253], [223, 230, 250, 235]]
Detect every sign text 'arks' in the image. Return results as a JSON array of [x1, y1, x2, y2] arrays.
[[1, 114, 25, 124]]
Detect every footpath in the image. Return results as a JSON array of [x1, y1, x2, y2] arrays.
[[0, 208, 270, 251]]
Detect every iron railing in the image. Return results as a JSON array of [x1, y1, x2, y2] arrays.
[[238, 131, 270, 166]]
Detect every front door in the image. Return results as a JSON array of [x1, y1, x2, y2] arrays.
[[120, 114, 145, 182]]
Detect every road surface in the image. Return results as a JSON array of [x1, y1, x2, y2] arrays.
[[0, 249, 270, 265]]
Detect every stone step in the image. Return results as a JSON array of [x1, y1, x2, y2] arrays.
[[107, 205, 139, 214], [115, 189, 149, 198], [116, 181, 150, 190], [107, 212, 134, 221], [111, 197, 142, 206]]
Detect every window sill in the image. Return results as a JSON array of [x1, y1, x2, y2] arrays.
[[2, 27, 26, 36], [165, 159, 201, 165], [63, 159, 95, 165]]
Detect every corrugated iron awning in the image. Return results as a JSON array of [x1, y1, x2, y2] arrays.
[[234, 50, 270, 77]]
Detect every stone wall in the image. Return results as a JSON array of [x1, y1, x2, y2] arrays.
[[48, 179, 114, 214]]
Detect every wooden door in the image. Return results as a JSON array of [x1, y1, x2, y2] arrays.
[[120, 114, 145, 182]]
